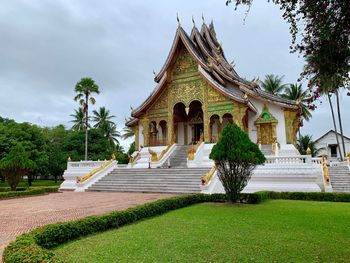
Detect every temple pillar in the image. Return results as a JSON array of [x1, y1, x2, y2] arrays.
[[168, 116, 174, 144], [141, 117, 149, 147], [132, 126, 139, 150]]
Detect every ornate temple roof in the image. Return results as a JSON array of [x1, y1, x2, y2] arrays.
[[129, 18, 298, 122]]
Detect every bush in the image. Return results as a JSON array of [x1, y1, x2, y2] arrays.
[[258, 191, 350, 202], [210, 123, 266, 203], [34, 194, 228, 249], [0, 186, 58, 200], [0, 143, 35, 191]]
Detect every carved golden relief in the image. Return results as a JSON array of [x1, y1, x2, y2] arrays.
[[172, 48, 197, 78], [284, 109, 299, 145], [207, 85, 227, 103], [255, 105, 278, 144], [171, 79, 204, 107]]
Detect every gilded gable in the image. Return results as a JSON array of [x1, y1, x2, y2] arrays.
[[171, 47, 197, 80]]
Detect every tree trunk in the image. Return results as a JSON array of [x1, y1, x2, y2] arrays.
[[327, 93, 343, 161], [27, 174, 32, 187], [85, 94, 89, 161], [335, 91, 346, 160]]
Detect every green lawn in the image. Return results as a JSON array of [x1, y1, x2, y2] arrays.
[[54, 200, 350, 262]]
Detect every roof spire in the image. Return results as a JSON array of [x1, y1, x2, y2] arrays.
[[202, 13, 205, 24], [192, 16, 196, 27], [176, 13, 181, 27], [152, 69, 156, 76]]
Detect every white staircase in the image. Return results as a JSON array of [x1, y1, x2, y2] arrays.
[[260, 144, 273, 156], [87, 168, 209, 194], [329, 165, 350, 193]]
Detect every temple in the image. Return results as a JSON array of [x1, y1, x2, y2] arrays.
[[60, 19, 329, 194], [126, 19, 301, 151]]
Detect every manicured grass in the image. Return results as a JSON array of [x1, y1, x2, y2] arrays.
[[54, 200, 350, 262]]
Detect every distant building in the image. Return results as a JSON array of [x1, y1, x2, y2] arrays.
[[314, 130, 350, 160]]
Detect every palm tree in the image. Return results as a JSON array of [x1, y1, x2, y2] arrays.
[[282, 84, 312, 121], [70, 108, 86, 131], [122, 118, 135, 139], [297, 135, 323, 157], [305, 54, 346, 161], [92, 107, 115, 129], [260, 74, 288, 95], [104, 123, 121, 150], [74, 77, 100, 160]]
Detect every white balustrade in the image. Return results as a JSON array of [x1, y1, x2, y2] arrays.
[[265, 155, 312, 165]]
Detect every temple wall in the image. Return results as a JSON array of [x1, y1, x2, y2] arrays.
[[248, 97, 287, 145]]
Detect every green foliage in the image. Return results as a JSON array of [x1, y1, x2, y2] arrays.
[[43, 125, 70, 181], [0, 186, 58, 200], [69, 108, 86, 131], [210, 123, 265, 203], [259, 74, 288, 95], [74, 77, 100, 110], [0, 143, 35, 190], [0, 120, 48, 183], [63, 128, 113, 161], [258, 191, 350, 203], [282, 83, 312, 121], [127, 141, 136, 155], [297, 134, 322, 156]]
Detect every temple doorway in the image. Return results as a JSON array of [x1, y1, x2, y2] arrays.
[[260, 123, 273, 144], [173, 100, 203, 145], [193, 123, 203, 142]]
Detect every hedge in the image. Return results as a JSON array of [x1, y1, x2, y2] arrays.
[[0, 186, 59, 200], [3, 191, 350, 263], [0, 187, 27, 192], [258, 191, 350, 202]]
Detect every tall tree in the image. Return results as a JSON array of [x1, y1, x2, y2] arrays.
[[74, 77, 100, 160], [70, 108, 86, 131], [282, 84, 312, 122], [92, 107, 115, 129], [260, 74, 288, 95], [227, 0, 350, 159]]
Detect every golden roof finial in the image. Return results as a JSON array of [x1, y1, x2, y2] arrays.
[[192, 16, 196, 27], [177, 13, 181, 27]]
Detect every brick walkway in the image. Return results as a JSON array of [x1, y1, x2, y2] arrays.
[[0, 192, 174, 258]]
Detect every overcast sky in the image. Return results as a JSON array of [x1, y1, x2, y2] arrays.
[[0, 0, 349, 147]]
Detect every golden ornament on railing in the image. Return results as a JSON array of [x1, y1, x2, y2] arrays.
[[347, 151, 350, 166], [111, 153, 116, 160], [321, 154, 330, 184], [306, 147, 312, 155], [76, 159, 114, 183], [129, 152, 140, 164], [148, 144, 174, 162], [68, 156, 72, 162], [201, 165, 216, 185], [188, 133, 204, 160], [148, 148, 158, 162]]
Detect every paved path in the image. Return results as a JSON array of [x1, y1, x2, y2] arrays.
[[0, 192, 174, 258]]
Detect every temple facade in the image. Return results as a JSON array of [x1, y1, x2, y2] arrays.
[[127, 20, 301, 151]]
